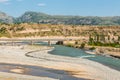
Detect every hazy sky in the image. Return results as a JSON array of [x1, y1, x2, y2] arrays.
[[0, 0, 120, 17]]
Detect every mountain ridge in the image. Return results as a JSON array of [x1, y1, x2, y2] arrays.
[[1, 11, 120, 25], [0, 11, 14, 24]]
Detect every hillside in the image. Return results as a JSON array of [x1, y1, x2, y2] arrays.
[[0, 23, 119, 38]]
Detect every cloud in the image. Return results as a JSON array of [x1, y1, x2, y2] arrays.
[[38, 3, 46, 7], [0, 0, 9, 3]]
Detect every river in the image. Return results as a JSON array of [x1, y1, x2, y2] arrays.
[[46, 44, 120, 71]]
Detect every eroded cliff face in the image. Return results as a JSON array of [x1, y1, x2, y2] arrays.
[[0, 23, 120, 39]]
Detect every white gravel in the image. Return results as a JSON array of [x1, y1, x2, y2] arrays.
[[0, 45, 120, 80]]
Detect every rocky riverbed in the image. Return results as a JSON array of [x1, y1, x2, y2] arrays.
[[0, 45, 120, 80]]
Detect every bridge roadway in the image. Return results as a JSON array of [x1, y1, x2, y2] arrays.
[[0, 38, 81, 45], [0, 38, 78, 42]]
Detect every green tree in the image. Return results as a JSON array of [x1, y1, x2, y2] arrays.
[[80, 43, 85, 49]]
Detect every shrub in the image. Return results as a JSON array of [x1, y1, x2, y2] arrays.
[[80, 43, 85, 49], [89, 47, 96, 50]]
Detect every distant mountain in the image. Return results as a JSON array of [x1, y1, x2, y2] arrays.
[[1, 11, 120, 25], [15, 11, 73, 24], [0, 11, 13, 24], [15, 11, 120, 25], [15, 11, 51, 23]]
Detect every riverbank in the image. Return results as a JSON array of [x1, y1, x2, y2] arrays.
[[57, 41, 120, 58], [0, 45, 120, 80], [85, 46, 120, 58]]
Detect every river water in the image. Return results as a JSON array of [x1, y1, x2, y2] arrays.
[[48, 45, 120, 71]]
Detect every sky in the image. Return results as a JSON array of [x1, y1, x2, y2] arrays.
[[0, 0, 120, 17]]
